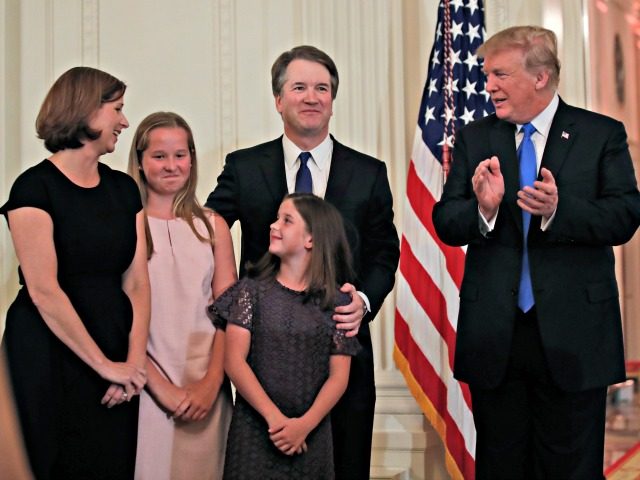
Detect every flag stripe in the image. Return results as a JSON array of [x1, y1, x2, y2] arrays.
[[406, 159, 465, 289], [395, 274, 476, 455], [394, 1, 493, 478], [401, 177, 462, 338], [399, 235, 472, 409], [394, 312, 475, 476]]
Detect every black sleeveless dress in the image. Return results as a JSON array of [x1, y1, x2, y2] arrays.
[[0, 160, 142, 479]]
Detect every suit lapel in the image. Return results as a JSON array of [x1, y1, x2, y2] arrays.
[[257, 137, 288, 203], [527, 100, 576, 236], [540, 99, 576, 179], [490, 120, 522, 232], [325, 138, 355, 204]]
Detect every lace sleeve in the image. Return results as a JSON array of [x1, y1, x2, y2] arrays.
[[331, 329, 362, 356], [207, 278, 256, 332]]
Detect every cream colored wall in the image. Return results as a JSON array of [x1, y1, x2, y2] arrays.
[[585, 0, 640, 361], [1, 0, 21, 329]]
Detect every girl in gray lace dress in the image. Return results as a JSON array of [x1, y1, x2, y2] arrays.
[[211, 193, 361, 479]]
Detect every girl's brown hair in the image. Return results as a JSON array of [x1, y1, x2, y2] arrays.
[[248, 193, 354, 309]]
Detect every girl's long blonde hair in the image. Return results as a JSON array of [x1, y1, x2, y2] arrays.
[[127, 111, 214, 258]]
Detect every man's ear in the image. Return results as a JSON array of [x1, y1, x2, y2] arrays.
[[534, 69, 550, 91]]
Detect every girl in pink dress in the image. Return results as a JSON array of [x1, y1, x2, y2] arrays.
[[128, 112, 236, 480]]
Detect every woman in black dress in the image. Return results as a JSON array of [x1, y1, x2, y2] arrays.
[[0, 67, 150, 479]]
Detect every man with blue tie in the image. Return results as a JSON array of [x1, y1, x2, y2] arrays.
[[206, 45, 400, 479], [433, 26, 640, 479]]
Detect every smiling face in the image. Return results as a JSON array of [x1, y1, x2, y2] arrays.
[[275, 59, 333, 148], [269, 198, 313, 261], [140, 127, 192, 198], [87, 97, 129, 154], [483, 47, 552, 124]]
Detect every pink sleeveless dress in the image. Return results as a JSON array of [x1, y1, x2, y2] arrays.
[[135, 216, 232, 480]]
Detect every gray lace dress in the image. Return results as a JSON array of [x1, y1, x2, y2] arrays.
[[211, 276, 361, 479]]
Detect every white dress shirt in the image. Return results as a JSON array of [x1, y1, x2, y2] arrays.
[[281, 133, 371, 315], [282, 134, 333, 197]]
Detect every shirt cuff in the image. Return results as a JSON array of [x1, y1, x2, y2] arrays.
[[540, 208, 557, 231], [357, 291, 371, 315], [478, 206, 498, 236]]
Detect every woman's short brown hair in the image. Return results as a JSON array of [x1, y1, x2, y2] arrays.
[[36, 66, 126, 153]]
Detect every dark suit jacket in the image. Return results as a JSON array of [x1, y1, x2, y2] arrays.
[[433, 99, 640, 392], [206, 135, 400, 323]]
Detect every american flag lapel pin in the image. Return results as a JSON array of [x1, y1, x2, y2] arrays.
[[561, 131, 570, 140]]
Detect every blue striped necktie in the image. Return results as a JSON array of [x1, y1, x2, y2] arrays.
[[518, 123, 536, 312], [294, 152, 313, 193]]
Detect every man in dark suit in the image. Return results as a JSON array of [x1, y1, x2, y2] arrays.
[[206, 45, 399, 479], [433, 26, 640, 479]]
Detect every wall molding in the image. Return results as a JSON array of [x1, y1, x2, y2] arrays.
[[81, 0, 99, 67]]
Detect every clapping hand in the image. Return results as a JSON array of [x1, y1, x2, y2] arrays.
[[517, 167, 558, 219], [473, 156, 504, 221]]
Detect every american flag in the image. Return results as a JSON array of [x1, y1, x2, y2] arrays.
[[393, 1, 493, 479]]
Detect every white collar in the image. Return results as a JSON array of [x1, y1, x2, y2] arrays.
[[516, 92, 559, 139], [282, 134, 333, 169]]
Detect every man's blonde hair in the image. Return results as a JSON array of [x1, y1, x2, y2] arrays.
[[478, 26, 561, 89]]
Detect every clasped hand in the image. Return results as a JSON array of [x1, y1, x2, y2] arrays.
[[268, 413, 310, 456], [99, 360, 146, 408], [147, 376, 219, 422], [170, 378, 219, 422]]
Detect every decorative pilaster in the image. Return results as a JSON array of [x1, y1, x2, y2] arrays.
[[0, 0, 21, 330], [81, 0, 99, 67]]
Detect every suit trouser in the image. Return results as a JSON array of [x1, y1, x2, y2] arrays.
[[331, 330, 376, 480], [470, 308, 607, 480]]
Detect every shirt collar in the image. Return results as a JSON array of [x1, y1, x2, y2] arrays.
[[517, 92, 559, 139], [282, 134, 333, 170]]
